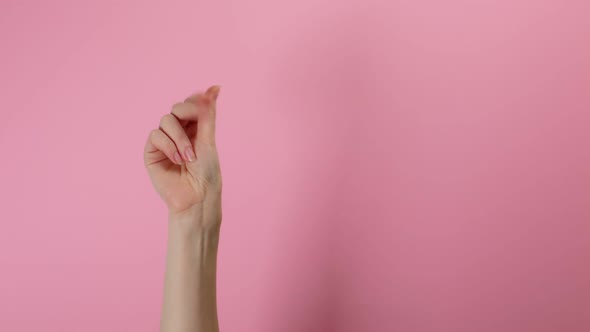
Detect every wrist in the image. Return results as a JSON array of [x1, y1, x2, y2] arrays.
[[168, 200, 222, 233], [167, 209, 220, 258]]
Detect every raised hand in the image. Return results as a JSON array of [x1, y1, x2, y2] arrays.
[[144, 85, 222, 225]]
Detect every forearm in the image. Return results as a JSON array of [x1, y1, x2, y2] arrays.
[[146, 85, 223, 331], [161, 209, 220, 332]]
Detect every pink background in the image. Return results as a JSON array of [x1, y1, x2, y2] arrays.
[[1, 0, 589, 331]]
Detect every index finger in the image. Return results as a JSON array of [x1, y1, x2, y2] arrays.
[[171, 85, 221, 146], [170, 102, 199, 123]]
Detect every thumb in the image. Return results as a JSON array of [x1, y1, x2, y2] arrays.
[[205, 85, 221, 102], [183, 85, 220, 149]]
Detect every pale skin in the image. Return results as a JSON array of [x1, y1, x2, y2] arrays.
[[144, 85, 222, 332]]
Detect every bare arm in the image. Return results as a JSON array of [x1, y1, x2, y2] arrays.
[[161, 206, 220, 331], [144, 85, 222, 332]]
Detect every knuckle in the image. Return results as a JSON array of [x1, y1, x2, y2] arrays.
[[159, 113, 176, 126], [184, 93, 203, 104], [149, 129, 160, 140], [171, 102, 185, 111], [172, 102, 197, 117]]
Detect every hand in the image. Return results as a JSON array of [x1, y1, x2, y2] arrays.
[[144, 85, 222, 226]]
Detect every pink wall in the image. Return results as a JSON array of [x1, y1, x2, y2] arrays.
[[1, 0, 589, 331]]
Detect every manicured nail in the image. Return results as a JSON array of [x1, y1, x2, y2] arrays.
[[184, 147, 196, 162], [173, 151, 183, 165]]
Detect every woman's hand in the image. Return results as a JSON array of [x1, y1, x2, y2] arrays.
[[147, 86, 223, 331], [144, 85, 222, 227]]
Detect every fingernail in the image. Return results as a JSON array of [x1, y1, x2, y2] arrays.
[[212, 85, 221, 101], [174, 151, 183, 164], [184, 147, 196, 162]]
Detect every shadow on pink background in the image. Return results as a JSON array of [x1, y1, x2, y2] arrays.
[[0, 0, 589, 331]]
